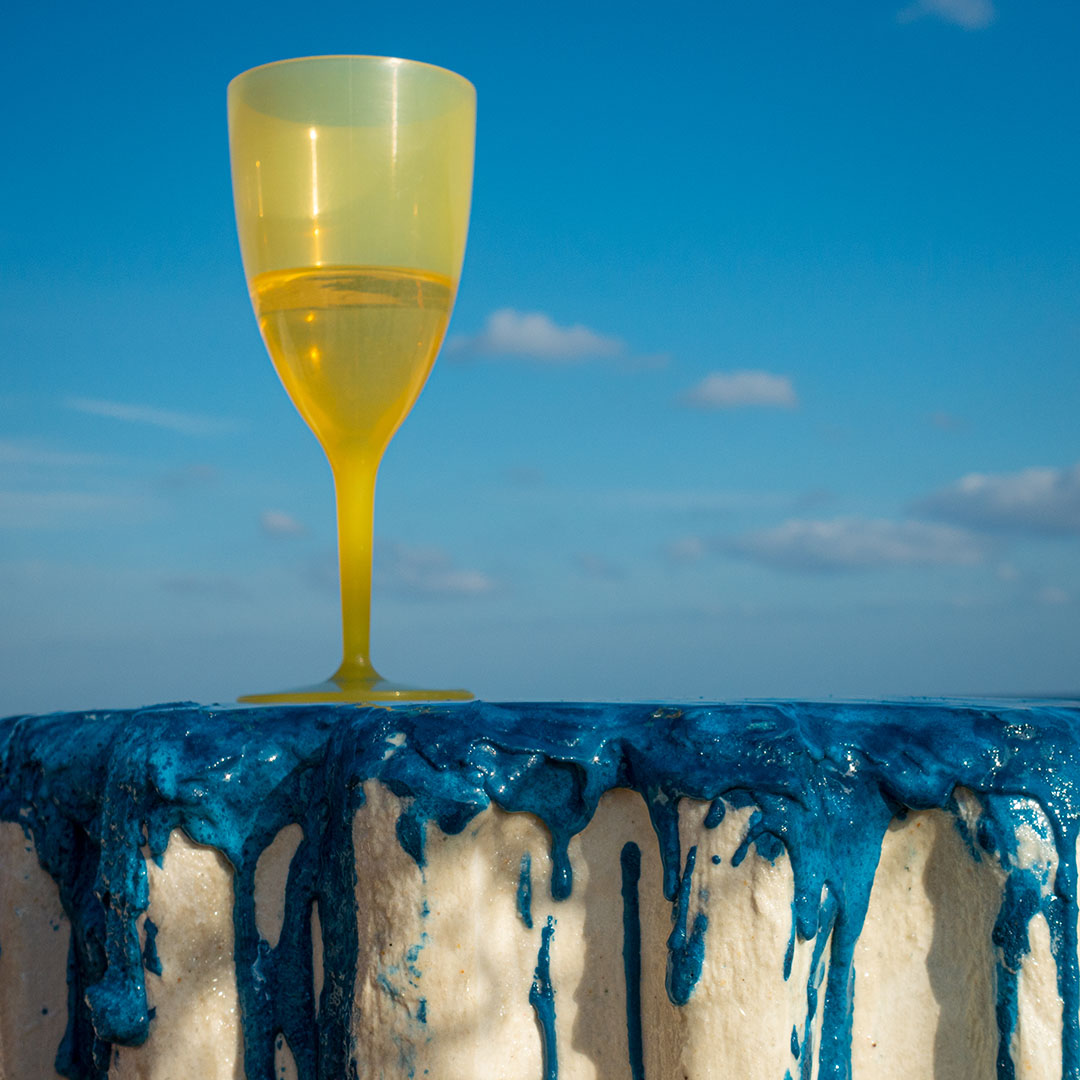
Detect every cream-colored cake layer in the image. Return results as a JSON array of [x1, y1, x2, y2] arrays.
[[0, 823, 70, 1080], [110, 834, 243, 1079], [0, 786, 1066, 1079]]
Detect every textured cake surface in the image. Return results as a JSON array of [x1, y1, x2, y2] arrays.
[[1, 699, 1079, 1079]]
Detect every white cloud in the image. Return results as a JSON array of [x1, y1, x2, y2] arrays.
[[574, 552, 625, 580], [914, 463, 1080, 535], [161, 573, 252, 601], [504, 466, 546, 489], [928, 411, 965, 431], [520, 486, 824, 519], [723, 517, 986, 572], [663, 536, 707, 564], [376, 541, 496, 597], [160, 464, 219, 490], [66, 397, 239, 436], [680, 370, 798, 410], [897, 0, 996, 29], [1037, 586, 1071, 607], [0, 490, 152, 529], [0, 439, 111, 467], [601, 489, 792, 513], [448, 309, 623, 361], [304, 551, 339, 596], [260, 510, 306, 537]]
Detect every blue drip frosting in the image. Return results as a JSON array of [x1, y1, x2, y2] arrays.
[[530, 916, 557, 1080], [620, 841, 645, 1080], [518, 852, 534, 930], [0, 699, 1078, 1079], [665, 845, 708, 1006], [140, 919, 161, 978]]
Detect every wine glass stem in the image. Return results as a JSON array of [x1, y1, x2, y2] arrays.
[[333, 457, 379, 680]]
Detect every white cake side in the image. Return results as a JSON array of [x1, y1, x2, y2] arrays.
[[0, 784, 1066, 1079]]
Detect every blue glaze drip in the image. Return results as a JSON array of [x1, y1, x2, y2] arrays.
[[517, 852, 534, 930], [977, 791, 1066, 1080], [666, 846, 708, 1006], [796, 897, 836, 1080], [529, 916, 557, 1080], [783, 912, 797, 981], [141, 918, 162, 977], [704, 798, 725, 829], [0, 700, 1078, 1079], [643, 785, 683, 902], [620, 842, 645, 1080]]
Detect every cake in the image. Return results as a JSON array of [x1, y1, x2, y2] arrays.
[[1, 700, 1078, 1079]]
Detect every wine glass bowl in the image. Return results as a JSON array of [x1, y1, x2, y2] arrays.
[[228, 56, 475, 703]]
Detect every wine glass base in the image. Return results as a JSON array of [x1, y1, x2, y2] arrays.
[[237, 673, 474, 705]]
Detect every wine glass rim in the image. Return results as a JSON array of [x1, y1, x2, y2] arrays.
[[228, 55, 475, 94]]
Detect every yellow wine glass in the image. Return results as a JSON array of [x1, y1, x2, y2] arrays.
[[228, 56, 475, 703]]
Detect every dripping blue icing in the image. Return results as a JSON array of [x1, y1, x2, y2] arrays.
[[666, 845, 708, 1005], [141, 918, 162, 978], [517, 852, 534, 930], [704, 798, 725, 829], [530, 916, 557, 1080], [0, 700, 1079, 1079], [620, 842, 645, 1080]]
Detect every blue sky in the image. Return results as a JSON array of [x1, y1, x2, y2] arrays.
[[2, 0, 1077, 712]]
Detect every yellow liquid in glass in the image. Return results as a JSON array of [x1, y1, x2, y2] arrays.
[[252, 265, 454, 462]]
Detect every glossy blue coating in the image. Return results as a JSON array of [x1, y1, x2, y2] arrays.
[[530, 917, 557, 1080], [0, 699, 1079, 1080], [665, 845, 708, 1006], [141, 920, 162, 978], [620, 841, 645, 1080], [517, 852, 534, 930]]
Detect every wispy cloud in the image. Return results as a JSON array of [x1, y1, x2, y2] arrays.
[[680, 370, 798, 410], [376, 541, 496, 597], [159, 464, 219, 490], [260, 510, 306, 537], [161, 573, 252, 601], [663, 535, 707, 564], [599, 488, 795, 513], [897, 0, 996, 30], [518, 486, 821, 516], [722, 517, 986, 572], [574, 552, 625, 580], [304, 551, 339, 596], [448, 309, 623, 362], [66, 397, 239, 436], [989, 563, 1075, 610], [0, 439, 112, 467], [914, 463, 1080, 536], [1037, 586, 1071, 607], [928, 411, 966, 432], [0, 490, 152, 529], [504, 465, 546, 489]]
